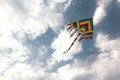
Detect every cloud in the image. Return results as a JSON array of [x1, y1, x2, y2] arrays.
[[48, 32, 120, 80], [51, 30, 82, 61], [0, 0, 71, 73], [49, 59, 94, 80], [95, 32, 120, 51], [92, 33, 120, 80], [117, 0, 120, 7], [0, 38, 29, 75], [0, 30, 30, 71], [63, 0, 73, 11], [0, 0, 74, 80], [0, 44, 49, 80], [51, 0, 68, 3], [47, 29, 82, 70], [0, 6, 30, 75], [93, 0, 112, 25], [0, 0, 69, 40], [0, 62, 49, 80], [1, 0, 120, 80], [50, 0, 73, 11], [117, 0, 120, 3]]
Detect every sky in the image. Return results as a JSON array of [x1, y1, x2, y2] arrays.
[[0, 0, 120, 80]]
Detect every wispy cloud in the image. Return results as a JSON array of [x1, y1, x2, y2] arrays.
[[93, 0, 112, 25]]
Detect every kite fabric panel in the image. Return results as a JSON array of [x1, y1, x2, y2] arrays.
[[63, 18, 93, 54]]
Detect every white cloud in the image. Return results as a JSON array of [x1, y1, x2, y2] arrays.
[[51, 0, 68, 3], [0, 0, 74, 80], [0, 63, 48, 80], [49, 59, 94, 80], [48, 33, 120, 80], [48, 0, 73, 12], [51, 30, 82, 61], [1, 0, 120, 79], [95, 33, 120, 52], [117, 0, 120, 3], [0, 0, 71, 74], [117, 0, 120, 7], [64, 0, 73, 11], [47, 30, 82, 70], [54, 64, 81, 80], [0, 6, 30, 74], [23, 18, 49, 39], [92, 32, 120, 80], [0, 0, 69, 40], [0, 35, 29, 73], [93, 0, 112, 25]]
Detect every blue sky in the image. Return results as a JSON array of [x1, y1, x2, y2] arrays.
[[0, 0, 120, 80]]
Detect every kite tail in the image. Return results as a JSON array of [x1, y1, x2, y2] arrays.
[[70, 29, 77, 37], [63, 33, 81, 54], [78, 35, 92, 42], [66, 24, 72, 31], [69, 28, 73, 33], [78, 37, 83, 42]]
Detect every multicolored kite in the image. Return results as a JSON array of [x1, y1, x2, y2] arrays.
[[63, 18, 93, 54]]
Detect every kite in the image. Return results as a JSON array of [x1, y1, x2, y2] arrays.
[[63, 18, 93, 54]]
